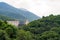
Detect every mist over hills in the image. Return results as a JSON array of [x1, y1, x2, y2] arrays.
[[0, 2, 40, 22]]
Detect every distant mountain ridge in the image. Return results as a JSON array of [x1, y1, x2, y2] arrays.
[[0, 2, 40, 22]]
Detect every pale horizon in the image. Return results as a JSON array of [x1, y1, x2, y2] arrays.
[[0, 0, 60, 17]]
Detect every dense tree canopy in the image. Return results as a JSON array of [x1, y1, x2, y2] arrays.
[[20, 15, 60, 40], [1, 14, 60, 40], [0, 20, 33, 40]]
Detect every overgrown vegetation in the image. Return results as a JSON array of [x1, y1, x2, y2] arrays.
[[0, 20, 33, 40], [20, 14, 60, 40], [1, 14, 60, 40]]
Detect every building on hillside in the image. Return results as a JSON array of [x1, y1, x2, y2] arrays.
[[7, 20, 29, 26], [18, 20, 29, 26], [25, 20, 29, 25], [7, 21, 20, 26]]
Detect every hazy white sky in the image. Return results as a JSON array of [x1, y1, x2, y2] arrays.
[[0, 0, 60, 17]]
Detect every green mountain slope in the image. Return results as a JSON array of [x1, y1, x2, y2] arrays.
[[0, 2, 40, 22], [0, 14, 60, 40], [0, 14, 16, 21], [20, 14, 60, 40]]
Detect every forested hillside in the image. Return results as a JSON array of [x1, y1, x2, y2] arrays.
[[0, 20, 33, 40], [0, 15, 16, 21], [0, 2, 40, 22], [20, 14, 60, 40], [1, 14, 60, 40]]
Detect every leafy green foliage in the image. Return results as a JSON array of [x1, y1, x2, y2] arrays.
[[40, 31, 59, 40], [0, 20, 18, 40], [1, 14, 60, 40], [0, 20, 34, 40], [0, 30, 10, 40], [20, 15, 60, 40], [16, 29, 33, 40]]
